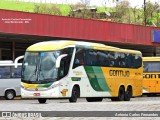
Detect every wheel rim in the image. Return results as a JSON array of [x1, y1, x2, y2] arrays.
[[7, 93, 14, 99]]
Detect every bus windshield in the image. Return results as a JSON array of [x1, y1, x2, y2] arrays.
[[144, 61, 160, 72], [22, 51, 60, 84]]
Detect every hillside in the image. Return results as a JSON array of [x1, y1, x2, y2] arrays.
[[0, 0, 106, 16]]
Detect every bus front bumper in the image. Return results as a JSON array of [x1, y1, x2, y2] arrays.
[[21, 87, 60, 98]]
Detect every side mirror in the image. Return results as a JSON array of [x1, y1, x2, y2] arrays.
[[14, 55, 24, 68], [56, 54, 68, 68]]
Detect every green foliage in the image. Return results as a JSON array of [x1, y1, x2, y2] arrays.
[[34, 4, 62, 15], [0, 0, 70, 16], [0, 0, 35, 12], [1, 0, 160, 27]]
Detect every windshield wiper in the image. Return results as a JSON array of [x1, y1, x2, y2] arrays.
[[28, 64, 38, 82]]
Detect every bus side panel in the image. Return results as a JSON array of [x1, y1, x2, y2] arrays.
[[102, 67, 143, 97], [143, 78, 150, 93], [132, 68, 143, 96], [143, 73, 160, 93], [0, 78, 21, 96], [156, 80, 160, 92], [70, 66, 112, 97]]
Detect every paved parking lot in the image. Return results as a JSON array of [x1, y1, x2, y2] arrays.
[[0, 96, 160, 120]]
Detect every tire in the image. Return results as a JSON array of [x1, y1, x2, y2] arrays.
[[38, 98, 47, 104], [5, 90, 15, 100], [86, 97, 103, 102], [124, 87, 132, 101], [114, 86, 125, 101], [69, 86, 80, 103]]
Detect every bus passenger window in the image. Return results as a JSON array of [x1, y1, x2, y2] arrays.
[[108, 52, 115, 67], [97, 51, 106, 66], [73, 48, 85, 68], [85, 50, 97, 66], [119, 53, 126, 68], [11, 66, 21, 78], [0, 66, 10, 79], [135, 55, 142, 68], [125, 54, 130, 68], [74, 59, 80, 64]]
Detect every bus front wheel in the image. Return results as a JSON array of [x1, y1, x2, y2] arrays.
[[38, 98, 47, 104], [69, 86, 80, 103]]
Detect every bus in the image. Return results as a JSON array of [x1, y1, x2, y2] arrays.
[[143, 57, 160, 95], [21, 40, 143, 103], [0, 56, 23, 100]]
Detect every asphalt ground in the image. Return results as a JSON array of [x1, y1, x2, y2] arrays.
[[0, 95, 160, 120]]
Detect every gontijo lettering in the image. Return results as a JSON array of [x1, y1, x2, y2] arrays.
[[109, 70, 130, 77], [143, 74, 160, 78]]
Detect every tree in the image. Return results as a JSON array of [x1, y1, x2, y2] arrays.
[[113, 1, 130, 23], [154, 2, 160, 27], [68, 0, 93, 19], [33, 3, 62, 16], [130, 6, 142, 25], [143, 1, 160, 26]]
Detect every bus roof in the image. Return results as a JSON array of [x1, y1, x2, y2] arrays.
[[0, 60, 13, 64], [143, 57, 160, 61], [27, 40, 141, 54], [0, 63, 22, 66]]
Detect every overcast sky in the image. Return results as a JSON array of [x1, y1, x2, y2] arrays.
[[16, 0, 160, 8]]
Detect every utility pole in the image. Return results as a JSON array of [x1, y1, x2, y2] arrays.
[[144, 0, 146, 26]]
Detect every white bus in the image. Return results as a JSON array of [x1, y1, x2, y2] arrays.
[[21, 40, 143, 103], [0, 56, 23, 100]]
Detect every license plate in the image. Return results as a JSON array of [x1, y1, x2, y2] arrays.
[[34, 93, 40, 96]]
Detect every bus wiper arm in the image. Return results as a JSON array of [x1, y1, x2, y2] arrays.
[[28, 64, 38, 81]]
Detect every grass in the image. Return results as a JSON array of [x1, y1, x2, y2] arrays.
[[0, 0, 71, 15], [0, 0, 70, 16], [0, 0, 107, 16], [0, 0, 35, 12]]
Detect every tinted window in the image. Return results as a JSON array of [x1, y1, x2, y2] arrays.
[[73, 48, 85, 68], [144, 62, 160, 72], [0, 66, 10, 79], [85, 50, 97, 66], [97, 51, 107, 66], [73, 48, 142, 69], [11, 66, 21, 78], [135, 54, 142, 68]]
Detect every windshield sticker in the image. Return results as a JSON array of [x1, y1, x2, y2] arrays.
[[40, 52, 45, 57]]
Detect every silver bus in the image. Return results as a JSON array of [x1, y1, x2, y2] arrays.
[[0, 56, 23, 100]]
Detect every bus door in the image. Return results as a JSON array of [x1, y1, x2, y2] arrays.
[[58, 49, 74, 97]]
